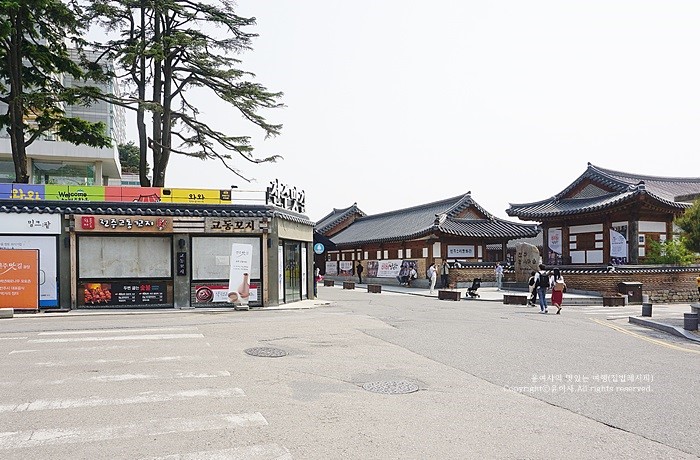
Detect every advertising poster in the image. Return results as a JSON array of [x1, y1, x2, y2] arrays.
[[81, 282, 167, 306], [301, 246, 307, 298], [339, 261, 353, 276], [367, 261, 379, 277], [228, 243, 253, 307], [194, 283, 258, 303], [376, 259, 402, 278], [548, 228, 562, 254], [0, 236, 58, 307], [0, 249, 39, 311], [325, 261, 338, 276]]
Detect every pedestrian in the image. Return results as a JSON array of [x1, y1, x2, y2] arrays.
[[550, 268, 566, 314], [440, 261, 450, 288], [313, 265, 321, 297], [356, 261, 364, 284], [428, 262, 437, 294], [535, 264, 550, 313], [495, 262, 504, 291], [527, 270, 537, 306], [408, 266, 418, 287], [397, 264, 409, 286]]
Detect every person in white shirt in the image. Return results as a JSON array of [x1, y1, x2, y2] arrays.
[[428, 263, 437, 294], [495, 262, 504, 290]]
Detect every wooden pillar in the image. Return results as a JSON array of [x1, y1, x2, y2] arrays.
[[603, 216, 611, 265], [629, 211, 639, 264], [562, 225, 570, 265], [540, 226, 548, 265]]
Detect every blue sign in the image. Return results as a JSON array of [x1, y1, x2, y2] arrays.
[[313, 243, 325, 254]]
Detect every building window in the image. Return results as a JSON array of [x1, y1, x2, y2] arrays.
[[32, 161, 95, 185], [0, 159, 14, 183]]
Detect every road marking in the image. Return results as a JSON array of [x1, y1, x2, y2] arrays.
[[592, 319, 700, 354], [140, 444, 293, 460], [8, 349, 37, 354], [0, 387, 245, 413], [38, 327, 198, 336], [29, 333, 204, 343], [0, 337, 27, 340], [0, 413, 268, 450], [0, 370, 232, 386], [32, 355, 207, 367]]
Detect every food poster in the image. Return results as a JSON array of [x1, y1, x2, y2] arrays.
[[0, 249, 40, 311], [193, 283, 258, 304], [0, 236, 58, 307], [81, 282, 167, 306], [338, 261, 353, 276], [228, 243, 253, 307]]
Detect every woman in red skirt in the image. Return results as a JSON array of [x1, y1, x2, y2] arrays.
[[550, 268, 566, 314]]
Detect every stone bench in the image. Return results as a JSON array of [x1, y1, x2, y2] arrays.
[[503, 294, 528, 305], [323, 279, 334, 287], [343, 281, 355, 290], [438, 290, 461, 301], [0, 308, 14, 319], [603, 295, 625, 307], [367, 284, 382, 294]]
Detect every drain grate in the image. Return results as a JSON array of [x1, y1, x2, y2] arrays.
[[244, 347, 288, 358], [362, 380, 419, 394]]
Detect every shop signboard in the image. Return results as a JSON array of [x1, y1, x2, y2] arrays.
[[0, 249, 40, 311], [447, 245, 475, 258], [44, 185, 105, 201], [76, 215, 173, 233], [204, 217, 260, 233], [81, 281, 167, 306]]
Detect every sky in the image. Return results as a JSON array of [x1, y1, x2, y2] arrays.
[[121, 1, 700, 223]]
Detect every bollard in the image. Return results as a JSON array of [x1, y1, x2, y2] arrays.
[[642, 294, 650, 304], [683, 313, 698, 331], [641, 302, 652, 317]]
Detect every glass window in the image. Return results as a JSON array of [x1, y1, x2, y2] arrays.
[[0, 159, 15, 183], [32, 161, 95, 185]]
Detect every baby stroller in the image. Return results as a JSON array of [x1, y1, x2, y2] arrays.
[[467, 278, 481, 298]]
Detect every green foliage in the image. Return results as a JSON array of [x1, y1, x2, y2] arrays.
[[88, 0, 284, 186], [119, 141, 149, 174], [675, 198, 700, 253], [0, 0, 111, 182], [645, 238, 696, 266]]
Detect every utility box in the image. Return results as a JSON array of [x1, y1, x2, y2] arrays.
[[618, 282, 642, 304]]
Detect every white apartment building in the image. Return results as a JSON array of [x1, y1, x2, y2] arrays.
[[0, 49, 126, 186]]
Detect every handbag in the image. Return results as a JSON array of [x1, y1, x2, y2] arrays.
[[553, 280, 566, 292]]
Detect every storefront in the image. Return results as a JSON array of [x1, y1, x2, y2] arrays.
[[0, 213, 61, 308]]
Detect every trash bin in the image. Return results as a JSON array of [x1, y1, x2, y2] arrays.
[[617, 282, 642, 304], [684, 313, 698, 331]]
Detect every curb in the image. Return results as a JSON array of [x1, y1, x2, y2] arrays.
[[628, 316, 700, 343]]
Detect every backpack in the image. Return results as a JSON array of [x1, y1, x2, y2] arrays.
[[538, 271, 550, 289]]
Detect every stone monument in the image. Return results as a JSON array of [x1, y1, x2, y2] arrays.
[[514, 242, 540, 283]]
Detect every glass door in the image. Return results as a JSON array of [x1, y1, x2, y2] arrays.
[[283, 241, 301, 302]]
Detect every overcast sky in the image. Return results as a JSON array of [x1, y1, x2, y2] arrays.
[[131, 1, 700, 222]]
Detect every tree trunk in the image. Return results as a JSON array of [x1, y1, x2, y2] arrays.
[[150, 10, 164, 186], [137, 1, 150, 187], [8, 8, 29, 183]]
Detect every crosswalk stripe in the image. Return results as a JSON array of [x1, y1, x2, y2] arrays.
[[0, 387, 245, 413], [32, 355, 207, 367], [29, 333, 204, 343], [0, 337, 27, 340], [38, 327, 198, 336], [0, 370, 232, 386], [140, 444, 293, 460], [0, 412, 268, 450]]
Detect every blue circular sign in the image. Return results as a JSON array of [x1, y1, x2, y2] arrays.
[[313, 243, 325, 254]]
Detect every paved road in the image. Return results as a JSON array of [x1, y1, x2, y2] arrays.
[[0, 288, 698, 459]]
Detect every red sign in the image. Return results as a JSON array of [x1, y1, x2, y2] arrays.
[[81, 216, 96, 230]]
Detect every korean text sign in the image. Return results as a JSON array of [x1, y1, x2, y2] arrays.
[[0, 249, 39, 310]]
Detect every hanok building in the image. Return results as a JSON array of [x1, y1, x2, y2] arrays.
[[507, 163, 700, 266], [315, 193, 538, 283]]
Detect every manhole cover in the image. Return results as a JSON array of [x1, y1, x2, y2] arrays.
[[362, 380, 419, 394], [244, 347, 287, 358]]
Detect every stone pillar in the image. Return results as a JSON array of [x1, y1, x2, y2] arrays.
[[173, 236, 191, 309]]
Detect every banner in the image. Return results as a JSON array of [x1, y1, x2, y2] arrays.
[[325, 261, 338, 276], [339, 261, 353, 276], [228, 243, 253, 308], [376, 259, 402, 278], [0, 249, 40, 310], [610, 229, 628, 258], [0, 236, 58, 307], [548, 228, 562, 254]]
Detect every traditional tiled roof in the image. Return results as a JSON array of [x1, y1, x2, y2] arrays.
[[315, 203, 366, 235], [328, 193, 539, 247], [507, 163, 700, 220], [0, 200, 313, 225]]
